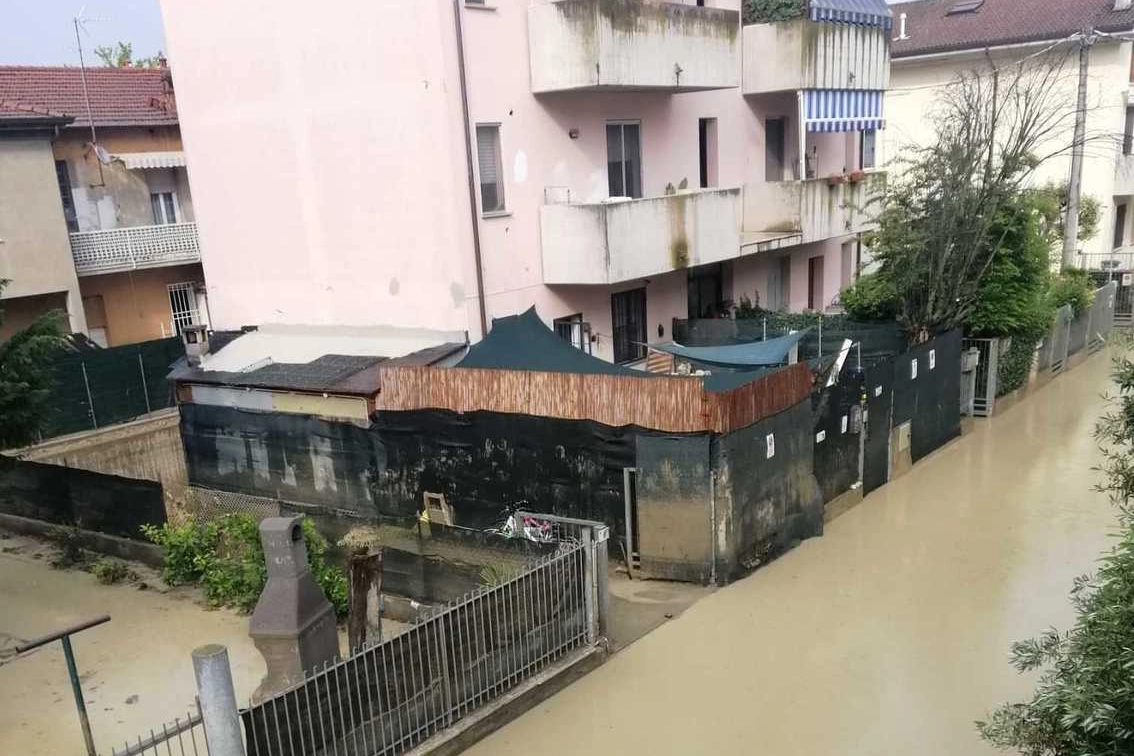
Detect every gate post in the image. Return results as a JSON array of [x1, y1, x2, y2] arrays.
[[193, 644, 246, 756]]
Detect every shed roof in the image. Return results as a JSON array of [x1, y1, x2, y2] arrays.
[[891, 0, 1134, 59]]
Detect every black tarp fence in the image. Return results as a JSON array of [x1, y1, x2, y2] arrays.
[[180, 403, 377, 515], [45, 337, 184, 438], [891, 329, 963, 463], [0, 455, 165, 539], [862, 353, 895, 494], [713, 399, 824, 579], [812, 364, 865, 503]]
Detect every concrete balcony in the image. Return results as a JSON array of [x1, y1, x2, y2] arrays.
[[528, 0, 740, 94], [742, 19, 889, 94], [1116, 153, 1134, 197], [742, 172, 883, 250], [541, 187, 742, 284], [70, 222, 201, 277]]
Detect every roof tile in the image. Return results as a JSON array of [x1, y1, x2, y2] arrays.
[[0, 66, 177, 128], [892, 0, 1134, 58]]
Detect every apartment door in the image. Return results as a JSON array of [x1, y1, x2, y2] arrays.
[[765, 118, 786, 181], [766, 256, 791, 311], [607, 122, 642, 199], [688, 264, 723, 318], [611, 287, 647, 363], [698, 118, 718, 189], [1116, 203, 1128, 250], [808, 255, 825, 311]]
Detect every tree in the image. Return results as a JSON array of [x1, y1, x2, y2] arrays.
[[0, 280, 68, 448], [864, 50, 1080, 342], [742, 0, 806, 24], [977, 350, 1134, 754], [94, 41, 163, 69]]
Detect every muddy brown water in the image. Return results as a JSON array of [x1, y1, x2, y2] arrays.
[[469, 352, 1121, 756]]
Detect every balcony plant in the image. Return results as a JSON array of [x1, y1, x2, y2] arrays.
[[826, 173, 847, 186], [846, 169, 866, 184]]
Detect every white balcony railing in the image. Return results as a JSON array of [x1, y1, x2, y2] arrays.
[[541, 188, 742, 285], [70, 222, 201, 276], [743, 172, 883, 246]]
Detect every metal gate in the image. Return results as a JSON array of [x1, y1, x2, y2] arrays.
[[862, 359, 893, 495], [961, 338, 999, 417], [1115, 279, 1134, 328]]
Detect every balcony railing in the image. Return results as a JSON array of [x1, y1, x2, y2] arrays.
[[540, 187, 742, 285], [743, 172, 883, 246], [70, 222, 201, 276], [528, 0, 740, 93], [742, 19, 889, 94]]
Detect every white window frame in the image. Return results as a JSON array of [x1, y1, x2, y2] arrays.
[[167, 281, 200, 335], [151, 190, 180, 225], [475, 123, 507, 216]]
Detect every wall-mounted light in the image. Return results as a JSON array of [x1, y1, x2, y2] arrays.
[[568, 128, 579, 139]]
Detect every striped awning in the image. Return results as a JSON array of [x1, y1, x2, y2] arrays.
[[804, 89, 885, 133], [809, 0, 893, 29], [112, 151, 186, 170]]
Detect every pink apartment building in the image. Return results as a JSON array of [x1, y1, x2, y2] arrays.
[[160, 0, 890, 364]]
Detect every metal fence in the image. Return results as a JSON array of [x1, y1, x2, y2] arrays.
[[180, 486, 282, 523], [241, 521, 608, 756], [1038, 304, 1073, 376], [961, 338, 999, 417], [107, 708, 208, 756]]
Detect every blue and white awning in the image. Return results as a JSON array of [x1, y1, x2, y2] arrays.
[[809, 0, 893, 29], [804, 89, 885, 133]]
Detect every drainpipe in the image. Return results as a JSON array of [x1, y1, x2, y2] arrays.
[[452, 0, 489, 339]]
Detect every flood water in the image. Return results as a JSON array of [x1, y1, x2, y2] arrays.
[[469, 352, 1121, 756]]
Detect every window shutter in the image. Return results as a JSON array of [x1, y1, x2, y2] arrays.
[[477, 126, 498, 183]]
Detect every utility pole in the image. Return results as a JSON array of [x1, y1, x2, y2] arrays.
[[1062, 28, 1095, 269]]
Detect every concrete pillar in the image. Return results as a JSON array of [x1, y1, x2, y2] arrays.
[[192, 644, 245, 756]]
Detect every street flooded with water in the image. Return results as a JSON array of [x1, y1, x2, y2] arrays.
[[470, 352, 1121, 756]]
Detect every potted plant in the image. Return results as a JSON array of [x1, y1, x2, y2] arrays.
[[847, 169, 866, 183], [826, 173, 847, 186]]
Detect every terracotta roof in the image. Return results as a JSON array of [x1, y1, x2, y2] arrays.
[[0, 66, 177, 128], [891, 0, 1134, 59], [0, 99, 72, 123]]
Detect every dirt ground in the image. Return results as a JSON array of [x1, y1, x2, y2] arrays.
[[0, 528, 709, 754]]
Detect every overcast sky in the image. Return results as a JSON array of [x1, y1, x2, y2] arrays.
[[0, 0, 166, 66]]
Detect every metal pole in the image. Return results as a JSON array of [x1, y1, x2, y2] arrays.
[[708, 472, 717, 587], [622, 468, 635, 577], [581, 529, 596, 644], [1062, 29, 1094, 269], [137, 352, 152, 414], [192, 645, 246, 756], [818, 315, 823, 358], [762, 317, 767, 341], [61, 636, 97, 756], [80, 360, 97, 428]]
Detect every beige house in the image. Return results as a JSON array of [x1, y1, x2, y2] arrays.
[[885, 0, 1134, 271], [0, 65, 207, 346]]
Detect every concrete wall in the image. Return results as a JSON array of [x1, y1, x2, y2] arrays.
[[541, 187, 742, 284], [55, 128, 193, 232], [528, 0, 739, 93], [78, 262, 205, 345], [0, 292, 67, 341], [0, 136, 86, 334], [13, 408, 189, 494], [184, 383, 370, 422], [886, 40, 1132, 262], [742, 19, 890, 94]]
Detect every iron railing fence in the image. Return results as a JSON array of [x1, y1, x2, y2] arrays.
[[106, 706, 207, 756], [241, 530, 605, 756]]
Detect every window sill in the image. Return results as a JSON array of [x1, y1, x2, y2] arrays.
[[481, 210, 511, 219], [465, 2, 497, 10]]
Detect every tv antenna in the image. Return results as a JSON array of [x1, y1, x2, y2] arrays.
[[73, 7, 109, 185]]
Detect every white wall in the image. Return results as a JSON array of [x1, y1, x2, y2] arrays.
[[886, 40, 1132, 261]]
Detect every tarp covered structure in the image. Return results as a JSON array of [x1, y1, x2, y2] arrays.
[[458, 308, 641, 376], [651, 330, 810, 370]]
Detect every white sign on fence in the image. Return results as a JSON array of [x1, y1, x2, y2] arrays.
[[910, 359, 918, 380], [1123, 272, 1133, 287], [766, 433, 775, 458], [929, 349, 936, 370]]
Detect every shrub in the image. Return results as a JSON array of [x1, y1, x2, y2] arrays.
[[90, 557, 136, 585], [50, 525, 89, 569], [743, 0, 806, 24], [839, 273, 898, 321], [143, 514, 349, 617], [1049, 269, 1095, 317], [996, 336, 1041, 396]]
